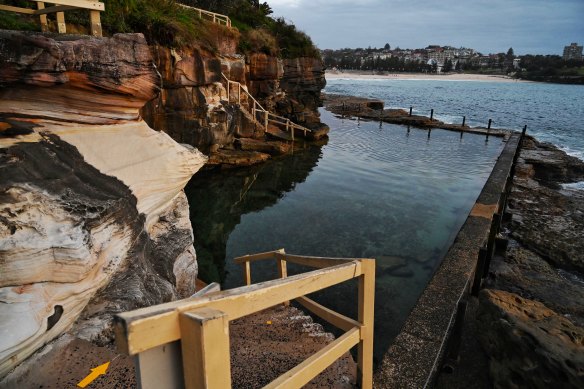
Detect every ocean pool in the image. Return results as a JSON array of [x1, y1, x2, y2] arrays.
[[185, 109, 504, 361]]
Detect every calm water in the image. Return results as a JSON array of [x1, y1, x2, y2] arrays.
[[186, 108, 503, 362], [326, 78, 584, 160]]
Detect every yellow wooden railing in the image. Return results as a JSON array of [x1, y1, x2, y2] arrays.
[[114, 249, 375, 389], [221, 74, 311, 140], [178, 3, 231, 27], [0, 0, 104, 36]]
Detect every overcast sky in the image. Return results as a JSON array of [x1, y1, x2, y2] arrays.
[[267, 0, 584, 55]]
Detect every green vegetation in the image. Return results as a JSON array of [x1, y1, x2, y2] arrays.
[[0, 0, 319, 58], [0, 1, 39, 31], [0, 10, 38, 31], [183, 0, 320, 58], [517, 55, 584, 84]]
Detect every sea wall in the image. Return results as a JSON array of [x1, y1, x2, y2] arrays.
[[0, 31, 206, 377], [476, 138, 584, 388]]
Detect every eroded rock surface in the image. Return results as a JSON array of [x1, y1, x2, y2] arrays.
[[141, 37, 329, 162], [477, 137, 584, 388], [477, 290, 584, 389], [0, 31, 206, 377], [508, 139, 584, 271]]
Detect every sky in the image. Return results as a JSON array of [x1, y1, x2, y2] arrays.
[[267, 0, 584, 55]]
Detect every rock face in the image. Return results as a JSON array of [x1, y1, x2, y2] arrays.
[[141, 36, 328, 158], [279, 57, 328, 132], [478, 137, 584, 388], [477, 290, 584, 389], [508, 139, 584, 271], [141, 45, 244, 153], [0, 31, 206, 377]]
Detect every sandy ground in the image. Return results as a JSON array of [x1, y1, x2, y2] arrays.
[[1, 306, 356, 389], [326, 70, 529, 83]]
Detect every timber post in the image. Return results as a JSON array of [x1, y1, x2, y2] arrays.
[[180, 308, 231, 389], [56, 11, 66, 34], [276, 252, 290, 306], [116, 251, 376, 389], [264, 110, 268, 131], [90, 10, 102, 37], [0, 1, 106, 37], [36, 2, 48, 32], [243, 261, 251, 285], [357, 258, 375, 389]]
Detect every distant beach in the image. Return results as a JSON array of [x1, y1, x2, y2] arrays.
[[326, 70, 530, 83]]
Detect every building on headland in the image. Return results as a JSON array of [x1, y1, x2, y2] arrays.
[[563, 43, 583, 61]]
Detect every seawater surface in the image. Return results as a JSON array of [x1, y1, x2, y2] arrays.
[[326, 77, 584, 160], [186, 109, 503, 362]]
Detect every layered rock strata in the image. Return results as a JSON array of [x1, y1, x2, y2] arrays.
[[141, 39, 328, 163], [0, 31, 206, 377], [478, 138, 584, 387]]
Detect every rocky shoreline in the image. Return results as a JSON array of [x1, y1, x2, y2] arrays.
[[322, 94, 510, 137], [437, 136, 584, 388], [322, 92, 584, 387]]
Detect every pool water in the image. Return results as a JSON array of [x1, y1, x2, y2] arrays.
[[185, 108, 504, 361]]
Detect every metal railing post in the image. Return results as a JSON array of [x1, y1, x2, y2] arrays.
[[357, 259, 375, 389], [180, 308, 231, 389]]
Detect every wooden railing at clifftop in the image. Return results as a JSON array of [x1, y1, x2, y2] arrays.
[[178, 3, 231, 27], [221, 73, 311, 140], [114, 249, 375, 388], [0, 0, 104, 36]]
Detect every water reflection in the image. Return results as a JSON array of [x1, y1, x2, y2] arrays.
[[186, 109, 503, 364], [185, 140, 326, 284]]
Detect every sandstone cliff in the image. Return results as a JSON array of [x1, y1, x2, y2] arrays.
[[141, 34, 328, 163], [0, 31, 206, 377]]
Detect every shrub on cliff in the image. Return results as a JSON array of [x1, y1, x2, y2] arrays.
[[0, 0, 319, 59], [184, 0, 321, 59]]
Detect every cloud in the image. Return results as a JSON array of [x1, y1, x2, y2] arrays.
[[267, 0, 584, 54]]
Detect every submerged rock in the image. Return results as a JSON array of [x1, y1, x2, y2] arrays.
[[0, 31, 206, 377]]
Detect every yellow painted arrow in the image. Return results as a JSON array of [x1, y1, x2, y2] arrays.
[[77, 361, 110, 388]]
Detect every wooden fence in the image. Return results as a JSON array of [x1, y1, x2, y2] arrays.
[[114, 249, 375, 388], [221, 74, 311, 140], [0, 0, 104, 36], [178, 4, 231, 27]]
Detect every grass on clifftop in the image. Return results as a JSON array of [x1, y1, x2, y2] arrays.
[[171, 0, 321, 58], [0, 0, 320, 59]]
